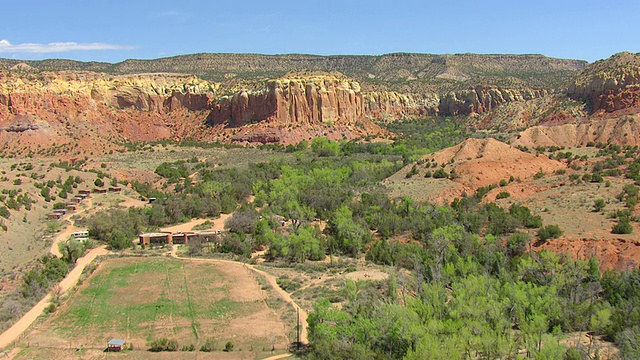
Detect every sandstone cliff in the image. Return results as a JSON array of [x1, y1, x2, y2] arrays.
[[0, 71, 219, 155], [439, 86, 549, 117], [362, 92, 439, 119], [205, 75, 386, 144], [207, 75, 363, 127], [566, 52, 640, 113]]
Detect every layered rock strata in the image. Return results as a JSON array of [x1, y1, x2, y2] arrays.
[[567, 52, 640, 113]]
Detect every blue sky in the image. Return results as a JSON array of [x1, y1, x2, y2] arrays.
[[0, 0, 637, 63]]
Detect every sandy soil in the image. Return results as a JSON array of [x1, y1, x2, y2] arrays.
[[117, 197, 148, 208], [171, 247, 308, 344], [345, 269, 389, 281], [161, 213, 232, 233], [0, 245, 108, 350]]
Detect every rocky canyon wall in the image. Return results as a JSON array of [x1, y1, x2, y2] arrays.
[[566, 52, 640, 113]]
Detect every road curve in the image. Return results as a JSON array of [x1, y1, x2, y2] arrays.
[[171, 246, 309, 344], [0, 245, 108, 350]]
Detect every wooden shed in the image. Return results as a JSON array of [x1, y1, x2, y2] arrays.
[[107, 338, 126, 352]]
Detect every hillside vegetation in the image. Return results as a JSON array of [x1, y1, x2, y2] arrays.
[[0, 53, 586, 94]]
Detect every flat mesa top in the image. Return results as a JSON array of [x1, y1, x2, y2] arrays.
[[107, 339, 126, 346]]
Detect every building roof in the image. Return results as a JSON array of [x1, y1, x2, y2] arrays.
[[108, 339, 126, 346], [139, 232, 171, 237]]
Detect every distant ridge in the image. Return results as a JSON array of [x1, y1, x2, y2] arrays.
[[0, 53, 587, 94]]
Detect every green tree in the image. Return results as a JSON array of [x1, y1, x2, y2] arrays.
[[108, 229, 133, 250], [507, 232, 530, 257], [538, 225, 563, 242], [327, 206, 370, 257], [58, 236, 86, 264]]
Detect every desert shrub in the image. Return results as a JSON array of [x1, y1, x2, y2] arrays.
[[148, 338, 178, 352], [0, 206, 9, 219], [538, 225, 563, 241], [199, 338, 217, 352], [405, 164, 418, 178], [496, 191, 510, 199], [94, 178, 104, 187], [591, 172, 604, 183], [433, 169, 448, 179], [507, 233, 529, 257], [224, 341, 234, 352], [53, 202, 66, 210], [612, 218, 633, 234], [533, 169, 545, 180], [508, 204, 542, 229], [276, 275, 302, 292], [499, 179, 508, 187], [593, 199, 606, 212]]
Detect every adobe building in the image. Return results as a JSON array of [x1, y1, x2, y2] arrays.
[[78, 189, 92, 195], [139, 232, 173, 247], [171, 232, 198, 245], [197, 230, 220, 242]]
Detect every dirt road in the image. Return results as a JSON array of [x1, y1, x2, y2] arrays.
[[0, 245, 108, 350], [49, 198, 93, 258], [161, 213, 232, 233], [171, 246, 309, 344]]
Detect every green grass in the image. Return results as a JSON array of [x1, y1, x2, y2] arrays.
[[52, 257, 247, 344]]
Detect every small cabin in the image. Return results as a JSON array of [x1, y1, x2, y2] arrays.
[[107, 338, 126, 352], [47, 213, 62, 220], [78, 189, 91, 195], [72, 231, 89, 241], [108, 187, 122, 193], [93, 188, 107, 194]]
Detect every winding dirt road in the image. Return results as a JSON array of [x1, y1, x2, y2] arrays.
[[49, 198, 93, 258], [0, 245, 108, 350]]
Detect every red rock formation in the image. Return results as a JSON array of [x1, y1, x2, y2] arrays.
[[0, 71, 217, 155], [567, 52, 640, 113], [512, 115, 640, 148], [207, 75, 365, 127]]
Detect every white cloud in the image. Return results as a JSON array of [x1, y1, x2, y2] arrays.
[[0, 39, 135, 53]]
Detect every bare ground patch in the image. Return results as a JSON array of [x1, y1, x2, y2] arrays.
[[14, 256, 291, 359]]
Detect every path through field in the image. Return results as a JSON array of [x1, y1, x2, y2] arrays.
[[0, 245, 108, 350], [171, 246, 309, 344]]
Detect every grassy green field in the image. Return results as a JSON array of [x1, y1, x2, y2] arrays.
[[18, 257, 292, 359]]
